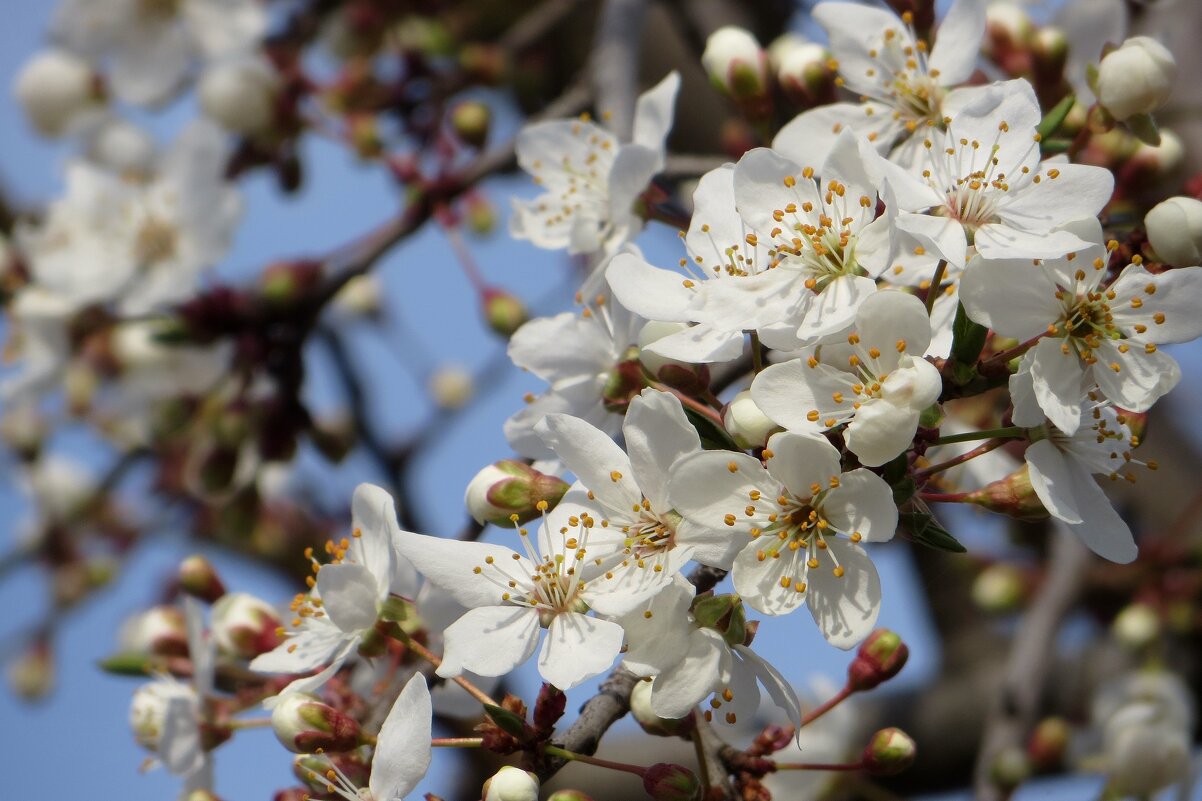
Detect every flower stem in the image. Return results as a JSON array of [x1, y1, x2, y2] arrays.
[[934, 426, 1023, 446], [915, 438, 1007, 480], [391, 630, 500, 707], [982, 334, 1044, 368], [431, 737, 484, 748], [649, 381, 726, 426], [800, 685, 852, 727], [542, 745, 647, 777], [229, 718, 273, 730], [750, 331, 764, 374], [774, 761, 864, 772], [919, 491, 970, 504], [924, 260, 948, 316]]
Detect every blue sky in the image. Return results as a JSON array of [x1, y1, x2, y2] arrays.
[[0, 3, 1197, 801]]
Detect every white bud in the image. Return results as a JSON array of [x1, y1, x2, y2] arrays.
[[331, 273, 382, 318], [702, 27, 769, 99], [1111, 602, 1161, 650], [120, 605, 189, 655], [637, 320, 690, 376], [428, 365, 474, 408], [1145, 196, 1202, 266], [85, 117, 157, 175], [971, 564, 1025, 613], [1096, 37, 1176, 121], [271, 692, 362, 753], [483, 766, 540, 801], [723, 390, 779, 449], [1103, 702, 1191, 796], [984, 2, 1034, 49], [198, 56, 281, 138], [1132, 128, 1184, 177], [14, 49, 100, 137], [211, 592, 282, 659], [774, 40, 830, 96]]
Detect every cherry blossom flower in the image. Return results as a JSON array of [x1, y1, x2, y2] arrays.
[[504, 291, 644, 461], [871, 81, 1113, 268], [752, 291, 942, 467], [394, 513, 633, 691], [18, 121, 242, 315], [251, 484, 418, 702], [128, 598, 215, 797], [510, 72, 680, 256], [52, 0, 267, 106], [619, 577, 801, 728], [1009, 363, 1143, 563], [959, 218, 1202, 434], [535, 389, 710, 609], [774, 0, 987, 167], [296, 673, 432, 801], [608, 132, 908, 358], [669, 431, 897, 648]]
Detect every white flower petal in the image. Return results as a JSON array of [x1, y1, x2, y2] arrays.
[[844, 399, 920, 467], [651, 629, 726, 719], [632, 71, 681, 153], [536, 413, 640, 512], [394, 532, 530, 608], [928, 0, 985, 85], [822, 469, 898, 543], [438, 606, 541, 678], [371, 673, 433, 801], [538, 613, 624, 690], [1027, 338, 1086, 436], [317, 563, 381, 634], [762, 431, 843, 498], [1026, 439, 1086, 524], [959, 255, 1061, 339], [625, 389, 701, 512], [807, 539, 881, 649]]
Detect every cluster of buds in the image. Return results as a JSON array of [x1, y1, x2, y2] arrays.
[[701, 26, 835, 120]]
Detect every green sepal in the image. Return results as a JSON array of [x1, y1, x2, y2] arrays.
[[1037, 94, 1076, 140]]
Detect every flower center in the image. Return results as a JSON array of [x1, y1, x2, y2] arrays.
[[134, 217, 178, 266]]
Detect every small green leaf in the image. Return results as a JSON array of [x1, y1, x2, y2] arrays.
[[899, 510, 967, 553], [683, 408, 741, 452], [483, 704, 528, 739], [1037, 94, 1076, 140], [1126, 112, 1161, 146], [891, 476, 917, 506], [98, 652, 154, 676], [918, 403, 944, 431]]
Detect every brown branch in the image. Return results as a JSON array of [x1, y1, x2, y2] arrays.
[[972, 524, 1092, 800]]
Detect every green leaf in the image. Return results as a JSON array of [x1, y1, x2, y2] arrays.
[[98, 652, 154, 676], [483, 704, 528, 739], [1126, 112, 1161, 146], [1037, 94, 1076, 140], [891, 476, 917, 506], [899, 509, 967, 553], [918, 403, 944, 431], [683, 407, 741, 452], [949, 302, 988, 368]]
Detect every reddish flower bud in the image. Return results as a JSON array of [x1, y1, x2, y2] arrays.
[[451, 101, 492, 149], [862, 728, 917, 776], [963, 465, 1049, 521], [178, 554, 226, 603], [120, 605, 189, 657], [643, 763, 703, 801], [272, 693, 363, 754], [464, 460, 569, 527], [1027, 717, 1070, 772], [847, 629, 909, 692], [211, 592, 283, 659]]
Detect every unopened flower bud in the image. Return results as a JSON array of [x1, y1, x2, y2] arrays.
[[1027, 716, 1070, 772], [1031, 27, 1068, 79], [86, 117, 157, 175], [636, 321, 690, 377], [602, 353, 648, 412], [724, 390, 780, 449], [1096, 37, 1176, 122], [199, 56, 281, 139], [465, 194, 497, 236], [349, 114, 384, 159], [1130, 129, 1184, 178], [331, 274, 382, 318], [120, 606, 189, 656], [984, 2, 1034, 55], [0, 403, 47, 459], [465, 460, 569, 526], [451, 102, 492, 149], [483, 766, 539, 801], [14, 49, 101, 137], [1104, 701, 1191, 796], [862, 728, 916, 776], [848, 629, 909, 691], [483, 289, 528, 337], [989, 745, 1032, 791], [769, 35, 832, 105], [630, 678, 694, 737], [1145, 196, 1202, 266], [212, 592, 283, 659], [702, 27, 770, 105], [429, 365, 474, 409], [179, 554, 226, 603], [272, 693, 363, 754], [972, 563, 1025, 613], [1112, 603, 1160, 650], [8, 639, 54, 700], [642, 763, 702, 801], [963, 465, 1049, 520], [260, 260, 322, 307]]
